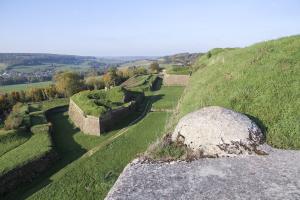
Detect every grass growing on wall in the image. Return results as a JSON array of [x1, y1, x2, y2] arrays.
[[179, 35, 300, 149]]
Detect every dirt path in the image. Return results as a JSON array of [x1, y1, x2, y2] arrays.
[[106, 145, 300, 200]]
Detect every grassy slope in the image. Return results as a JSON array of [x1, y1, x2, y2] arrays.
[[0, 129, 31, 157], [3, 85, 183, 200], [0, 124, 52, 175], [179, 35, 300, 149], [0, 99, 68, 176], [0, 81, 53, 93], [28, 112, 168, 200], [151, 86, 185, 110]]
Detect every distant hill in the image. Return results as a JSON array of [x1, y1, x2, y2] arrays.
[[158, 52, 202, 66], [0, 53, 156, 72], [179, 35, 300, 149], [119, 53, 202, 69], [0, 53, 96, 69]]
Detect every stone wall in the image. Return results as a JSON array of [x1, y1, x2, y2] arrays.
[[100, 106, 132, 132], [68, 99, 100, 136], [69, 99, 135, 135], [163, 74, 190, 86]]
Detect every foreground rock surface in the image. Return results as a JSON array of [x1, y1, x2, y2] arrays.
[[106, 146, 300, 200], [172, 106, 264, 156]]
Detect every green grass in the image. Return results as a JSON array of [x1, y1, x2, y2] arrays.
[[166, 66, 191, 75], [3, 80, 181, 199], [122, 74, 158, 92], [0, 129, 31, 157], [7, 63, 91, 73], [0, 124, 52, 176], [0, 81, 53, 93], [119, 59, 153, 69], [151, 86, 185, 110], [0, 98, 68, 178], [71, 87, 128, 117], [29, 98, 69, 112], [27, 112, 168, 200], [179, 35, 300, 149]]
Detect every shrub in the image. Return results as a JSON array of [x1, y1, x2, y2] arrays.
[[4, 103, 30, 130]]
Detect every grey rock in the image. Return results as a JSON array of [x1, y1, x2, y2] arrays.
[[172, 106, 264, 157], [106, 145, 300, 200]]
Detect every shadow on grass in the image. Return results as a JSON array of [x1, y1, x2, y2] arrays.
[[5, 94, 164, 200], [152, 77, 163, 91], [4, 112, 87, 200], [245, 114, 268, 143]]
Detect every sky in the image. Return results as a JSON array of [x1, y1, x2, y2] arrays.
[[0, 0, 300, 56]]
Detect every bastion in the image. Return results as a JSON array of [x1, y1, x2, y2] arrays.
[[69, 86, 143, 136]]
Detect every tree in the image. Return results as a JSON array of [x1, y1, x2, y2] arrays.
[[54, 71, 83, 97], [149, 62, 160, 73], [134, 67, 147, 75], [102, 73, 113, 87], [85, 76, 105, 90], [207, 51, 212, 59], [123, 68, 135, 78]]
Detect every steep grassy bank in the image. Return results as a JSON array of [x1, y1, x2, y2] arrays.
[[180, 35, 300, 149]]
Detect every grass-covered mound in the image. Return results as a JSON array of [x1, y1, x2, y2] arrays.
[[179, 35, 300, 149], [121, 74, 158, 92], [166, 66, 191, 75], [71, 86, 131, 117], [0, 124, 52, 176], [0, 99, 68, 177], [0, 129, 30, 157]]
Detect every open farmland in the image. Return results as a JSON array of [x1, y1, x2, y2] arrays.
[[0, 81, 53, 93]]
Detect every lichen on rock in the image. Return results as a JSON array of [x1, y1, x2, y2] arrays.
[[172, 106, 264, 157]]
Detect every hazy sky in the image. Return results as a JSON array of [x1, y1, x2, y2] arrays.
[[0, 0, 300, 56]]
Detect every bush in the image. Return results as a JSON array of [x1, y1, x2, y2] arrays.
[[4, 103, 30, 130]]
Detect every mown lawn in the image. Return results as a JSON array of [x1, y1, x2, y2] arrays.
[[27, 112, 168, 200], [151, 86, 185, 110]]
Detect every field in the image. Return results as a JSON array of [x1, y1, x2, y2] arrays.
[[151, 86, 185, 111], [0, 81, 53, 93], [119, 59, 153, 69], [3, 84, 184, 200], [178, 35, 300, 149], [6, 62, 92, 73]]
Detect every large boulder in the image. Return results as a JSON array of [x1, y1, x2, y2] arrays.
[[172, 106, 264, 157]]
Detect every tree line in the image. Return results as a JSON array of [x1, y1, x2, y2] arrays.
[[0, 63, 160, 124]]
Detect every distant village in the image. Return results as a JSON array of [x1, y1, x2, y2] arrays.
[[0, 68, 54, 85]]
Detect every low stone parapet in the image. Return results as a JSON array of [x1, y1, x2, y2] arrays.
[[163, 74, 189, 86]]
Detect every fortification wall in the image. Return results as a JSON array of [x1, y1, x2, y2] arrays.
[[68, 99, 100, 136], [68, 99, 134, 135], [163, 74, 189, 86], [100, 106, 132, 132]]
